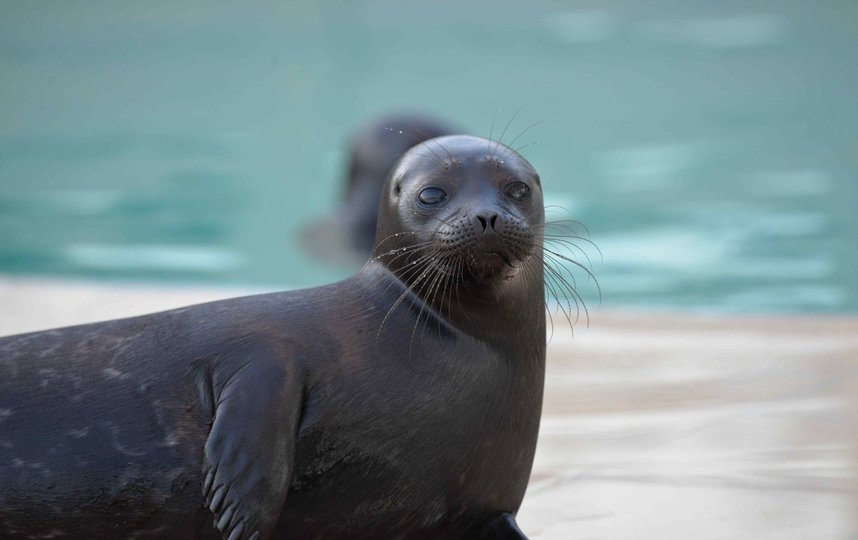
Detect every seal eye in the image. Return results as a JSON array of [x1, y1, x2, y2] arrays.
[[505, 181, 531, 202], [417, 187, 448, 207]]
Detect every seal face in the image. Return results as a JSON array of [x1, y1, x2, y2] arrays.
[[0, 135, 545, 540], [375, 135, 544, 336]]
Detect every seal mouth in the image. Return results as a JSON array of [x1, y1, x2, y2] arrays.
[[469, 249, 521, 281], [486, 251, 515, 268]]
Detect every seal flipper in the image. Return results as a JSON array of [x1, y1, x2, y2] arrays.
[[479, 512, 529, 539], [201, 355, 303, 540]]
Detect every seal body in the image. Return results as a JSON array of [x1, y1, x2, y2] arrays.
[[0, 135, 545, 539]]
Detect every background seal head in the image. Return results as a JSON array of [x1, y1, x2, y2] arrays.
[[300, 112, 456, 265]]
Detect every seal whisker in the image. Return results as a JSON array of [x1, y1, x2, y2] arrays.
[[520, 255, 556, 339], [377, 246, 433, 291], [428, 137, 454, 163], [543, 247, 601, 301], [389, 248, 441, 284], [542, 261, 578, 329], [543, 252, 590, 327], [487, 106, 501, 154], [539, 215, 596, 242], [375, 249, 446, 339], [408, 250, 457, 352], [540, 230, 593, 246], [534, 243, 574, 320], [536, 225, 594, 245], [496, 104, 527, 150], [538, 228, 599, 256], [423, 255, 451, 340], [377, 254, 433, 317], [370, 260, 426, 305], [406, 126, 455, 164], [539, 233, 602, 274], [535, 216, 601, 278], [542, 237, 596, 272], [514, 140, 541, 153], [436, 252, 460, 331], [427, 252, 458, 320], [375, 237, 434, 254], [545, 264, 575, 319], [414, 146, 448, 168], [441, 255, 458, 332], [382, 126, 447, 167], [447, 253, 468, 325], [544, 280, 566, 338], [373, 240, 436, 266], [506, 118, 549, 151], [542, 250, 583, 298], [418, 258, 447, 343], [372, 231, 422, 256], [411, 126, 440, 142], [373, 241, 443, 291], [538, 229, 596, 244], [376, 274, 427, 340], [388, 125, 438, 148], [405, 257, 446, 356]]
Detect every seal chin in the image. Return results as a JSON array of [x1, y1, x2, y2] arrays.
[[485, 251, 515, 268], [470, 250, 522, 282]]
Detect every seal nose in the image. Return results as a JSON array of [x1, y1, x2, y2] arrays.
[[474, 213, 499, 233]]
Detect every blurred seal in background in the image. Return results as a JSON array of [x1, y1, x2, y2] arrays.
[[300, 112, 456, 265]]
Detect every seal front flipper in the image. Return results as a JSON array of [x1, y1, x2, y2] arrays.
[[479, 512, 529, 539], [200, 354, 304, 540]]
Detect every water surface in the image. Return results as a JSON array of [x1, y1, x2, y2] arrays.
[[1, 0, 856, 313]]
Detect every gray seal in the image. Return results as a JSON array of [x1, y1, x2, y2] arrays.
[[0, 134, 545, 539]]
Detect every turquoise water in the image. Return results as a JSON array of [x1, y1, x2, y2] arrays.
[[1, 1, 856, 314]]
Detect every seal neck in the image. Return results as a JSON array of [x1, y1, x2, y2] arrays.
[[359, 258, 546, 351]]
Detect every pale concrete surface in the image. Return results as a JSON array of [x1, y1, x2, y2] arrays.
[[0, 277, 260, 335], [520, 312, 858, 540], [2, 277, 857, 539]]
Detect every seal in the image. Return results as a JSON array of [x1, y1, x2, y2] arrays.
[[0, 134, 545, 539], [301, 112, 455, 264]]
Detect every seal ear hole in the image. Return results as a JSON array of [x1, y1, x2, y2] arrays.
[[393, 183, 402, 196]]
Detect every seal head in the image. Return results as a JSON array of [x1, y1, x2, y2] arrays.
[[374, 135, 544, 337]]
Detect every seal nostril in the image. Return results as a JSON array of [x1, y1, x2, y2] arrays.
[[476, 216, 487, 231], [489, 214, 498, 230]]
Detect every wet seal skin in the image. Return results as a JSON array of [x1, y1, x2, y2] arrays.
[[301, 112, 455, 265], [0, 135, 545, 539]]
